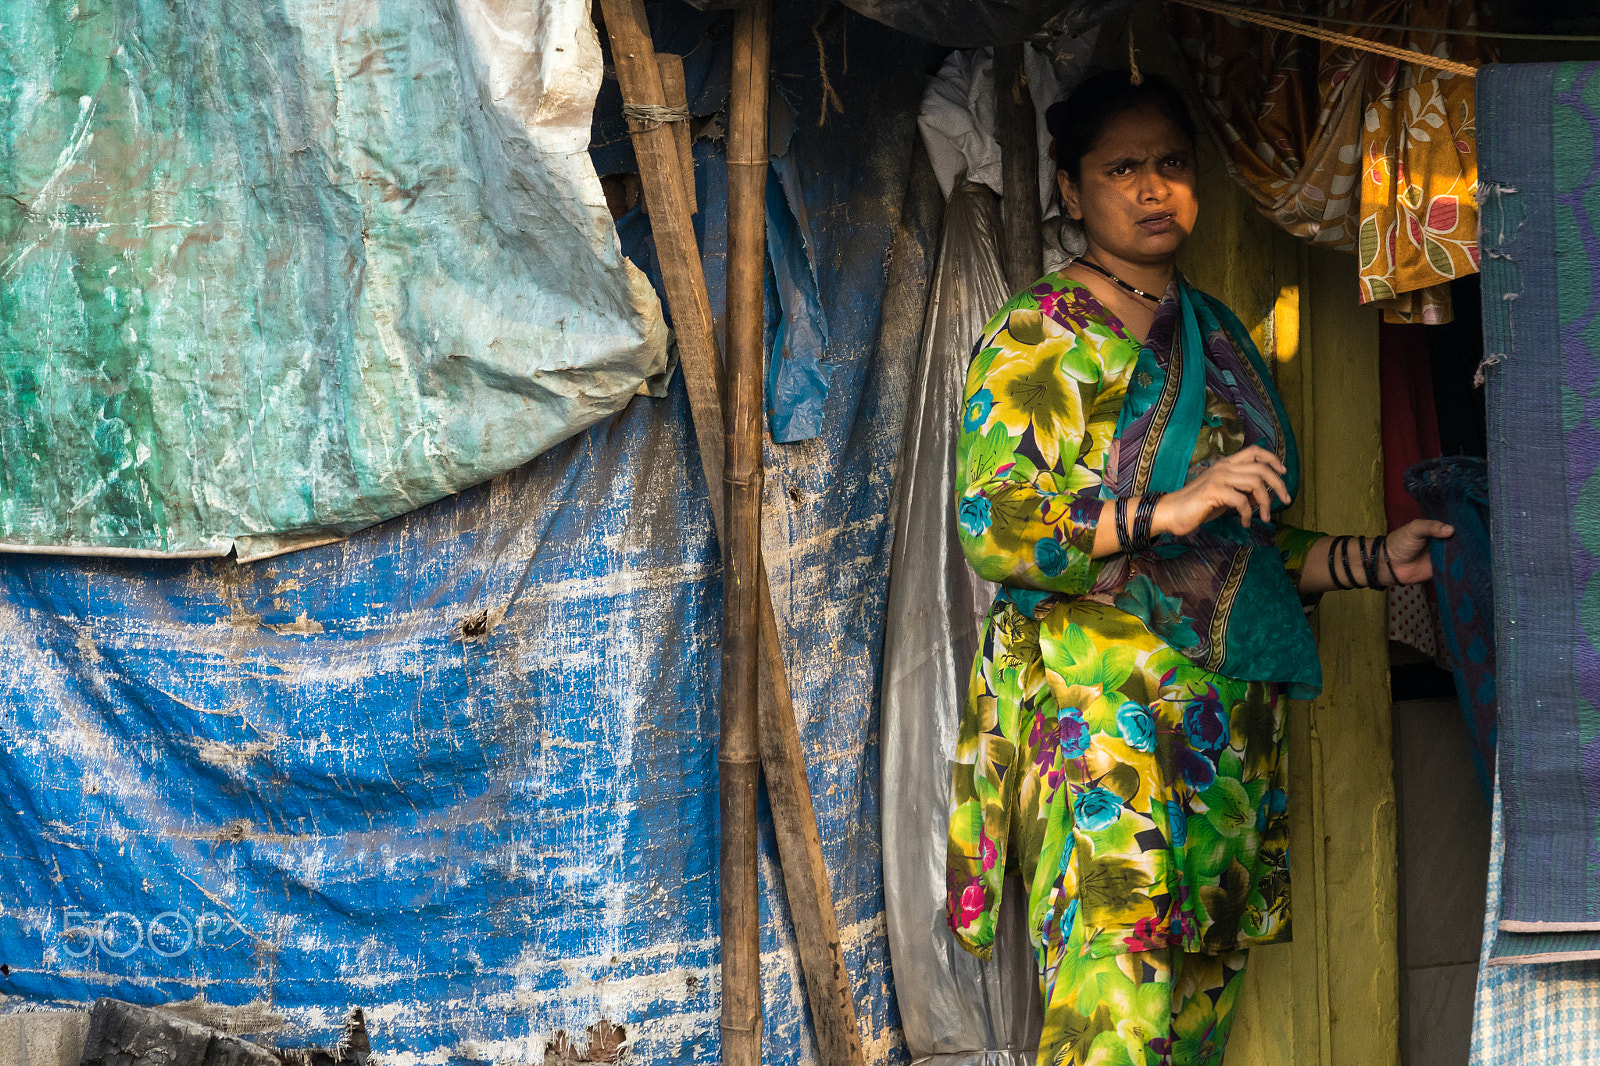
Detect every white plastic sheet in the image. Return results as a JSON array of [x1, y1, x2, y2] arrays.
[[916, 40, 1097, 279], [0, 0, 667, 559]]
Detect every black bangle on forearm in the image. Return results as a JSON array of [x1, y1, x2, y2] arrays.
[[1359, 536, 1382, 589], [1327, 534, 1400, 590], [1132, 492, 1165, 550], [1376, 535, 1395, 587], [1341, 536, 1361, 589], [1327, 535, 1353, 590], [1115, 496, 1132, 553]]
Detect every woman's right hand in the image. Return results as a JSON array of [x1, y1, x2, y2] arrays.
[[1153, 445, 1290, 537]]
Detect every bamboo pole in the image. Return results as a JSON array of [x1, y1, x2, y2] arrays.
[[597, 7, 866, 1066], [655, 54, 697, 215], [754, 573, 866, 1066], [596, 0, 726, 533], [721, 6, 771, 1066], [994, 43, 1042, 291]]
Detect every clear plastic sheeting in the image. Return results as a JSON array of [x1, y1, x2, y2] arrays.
[[881, 183, 1041, 1065]]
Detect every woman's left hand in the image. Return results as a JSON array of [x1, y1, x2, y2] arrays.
[[1386, 519, 1454, 585]]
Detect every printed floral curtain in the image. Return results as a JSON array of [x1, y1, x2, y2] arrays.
[[1167, 0, 1488, 324]]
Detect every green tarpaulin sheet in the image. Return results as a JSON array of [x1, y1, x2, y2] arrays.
[[0, 0, 668, 559]]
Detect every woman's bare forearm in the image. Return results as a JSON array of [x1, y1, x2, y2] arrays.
[[1297, 536, 1342, 595]]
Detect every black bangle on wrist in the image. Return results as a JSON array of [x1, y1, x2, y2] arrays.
[[1115, 497, 1132, 553], [1131, 492, 1165, 550], [1327, 535, 1352, 590], [1359, 536, 1382, 589], [1376, 534, 1395, 587]]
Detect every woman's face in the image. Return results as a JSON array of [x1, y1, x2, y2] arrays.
[[1057, 104, 1198, 266]]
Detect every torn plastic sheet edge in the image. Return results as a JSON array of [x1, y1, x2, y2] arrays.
[[0, 535, 346, 562]]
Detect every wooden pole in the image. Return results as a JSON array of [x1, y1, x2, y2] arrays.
[[597, 7, 866, 1066], [994, 43, 1042, 292], [722, 5, 771, 1066], [655, 54, 697, 216], [597, 0, 727, 533], [755, 573, 867, 1066]]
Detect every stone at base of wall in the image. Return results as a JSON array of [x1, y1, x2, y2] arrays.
[[0, 1010, 90, 1066]]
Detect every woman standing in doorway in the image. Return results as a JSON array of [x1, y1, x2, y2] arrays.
[[945, 70, 1451, 1066]]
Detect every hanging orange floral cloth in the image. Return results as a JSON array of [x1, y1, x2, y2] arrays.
[[1166, 0, 1489, 324]]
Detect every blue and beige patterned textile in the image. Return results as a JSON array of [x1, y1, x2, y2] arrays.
[[1472, 772, 1600, 1064], [1478, 62, 1600, 962]]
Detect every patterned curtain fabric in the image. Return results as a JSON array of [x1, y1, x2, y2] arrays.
[[1167, 0, 1488, 324], [1405, 457, 1495, 802]]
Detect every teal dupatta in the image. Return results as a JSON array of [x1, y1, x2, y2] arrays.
[[1106, 279, 1323, 699]]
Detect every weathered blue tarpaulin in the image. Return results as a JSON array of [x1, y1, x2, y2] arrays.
[[0, 3, 942, 1062], [0, 0, 666, 559]]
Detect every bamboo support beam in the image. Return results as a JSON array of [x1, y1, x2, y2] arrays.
[[597, 6, 865, 1066], [597, 0, 727, 533], [720, 4, 770, 1065], [754, 571, 866, 1066], [656, 54, 697, 216]]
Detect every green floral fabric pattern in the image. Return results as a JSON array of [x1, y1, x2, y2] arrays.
[[945, 276, 1324, 1065], [1039, 903, 1247, 1066], [946, 600, 1294, 959]]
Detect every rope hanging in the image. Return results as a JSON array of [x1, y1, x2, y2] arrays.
[[812, 5, 845, 126], [622, 102, 691, 130], [1258, 9, 1600, 42], [1167, 0, 1481, 78]]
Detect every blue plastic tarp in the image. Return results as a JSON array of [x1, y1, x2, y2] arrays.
[[765, 152, 833, 444], [0, 4, 942, 1063]]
